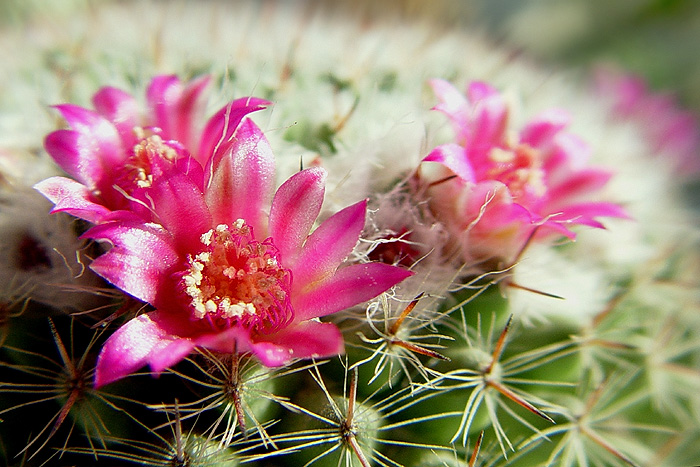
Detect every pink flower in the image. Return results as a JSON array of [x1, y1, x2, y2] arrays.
[[35, 75, 270, 223], [594, 66, 700, 175], [419, 79, 626, 264], [86, 119, 413, 387]]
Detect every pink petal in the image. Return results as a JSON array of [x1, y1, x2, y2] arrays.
[[429, 78, 469, 138], [44, 130, 85, 182], [84, 220, 180, 304], [519, 109, 570, 149], [149, 169, 212, 253], [292, 199, 367, 288], [146, 75, 183, 134], [148, 338, 197, 375], [34, 176, 112, 223], [546, 132, 592, 174], [170, 75, 211, 151], [269, 167, 326, 265], [546, 168, 613, 203], [292, 262, 413, 322], [92, 86, 140, 148], [551, 202, 629, 227], [95, 312, 190, 387], [459, 181, 522, 230], [467, 81, 499, 102], [423, 143, 475, 182], [174, 156, 206, 191], [197, 97, 271, 165], [196, 321, 344, 367], [205, 119, 275, 235], [251, 321, 344, 366], [468, 88, 508, 149], [147, 75, 212, 151], [52, 104, 126, 178]]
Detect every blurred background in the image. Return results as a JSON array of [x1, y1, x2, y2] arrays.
[[2, 0, 698, 111]]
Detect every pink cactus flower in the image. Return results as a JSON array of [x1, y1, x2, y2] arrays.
[[35, 75, 270, 223], [419, 79, 626, 264], [594, 66, 700, 175], [85, 118, 413, 387]]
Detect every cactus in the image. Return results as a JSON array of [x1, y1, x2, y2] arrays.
[[1, 2, 699, 466]]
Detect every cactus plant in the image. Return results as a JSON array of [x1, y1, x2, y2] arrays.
[[1, 2, 698, 466]]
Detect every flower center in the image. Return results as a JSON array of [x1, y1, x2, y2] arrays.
[[486, 143, 546, 199], [181, 220, 293, 333], [15, 234, 52, 271], [122, 127, 180, 189]]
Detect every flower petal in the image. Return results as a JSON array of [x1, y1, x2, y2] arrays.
[[292, 262, 413, 321], [250, 321, 344, 366], [197, 97, 271, 165], [51, 104, 126, 184], [292, 199, 367, 288], [467, 82, 508, 148], [550, 202, 630, 228], [423, 143, 475, 182], [205, 119, 275, 235], [148, 338, 197, 375], [149, 168, 212, 253], [147, 75, 211, 151], [147, 75, 182, 131], [269, 167, 326, 265], [34, 176, 112, 223], [92, 86, 140, 148], [94, 312, 189, 387], [519, 108, 570, 149], [84, 220, 180, 304], [430, 78, 469, 139], [195, 321, 344, 367], [547, 168, 613, 204]]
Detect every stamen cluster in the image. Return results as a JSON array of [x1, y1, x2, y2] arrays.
[[123, 128, 179, 189], [182, 220, 292, 332]]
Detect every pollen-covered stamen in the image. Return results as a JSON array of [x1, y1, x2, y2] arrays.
[[487, 143, 547, 199], [182, 219, 293, 333], [121, 127, 180, 189]]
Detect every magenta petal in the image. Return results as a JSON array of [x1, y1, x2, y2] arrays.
[[149, 169, 212, 252], [429, 78, 469, 137], [197, 97, 271, 165], [94, 313, 186, 387], [469, 92, 508, 148], [547, 168, 613, 202], [147, 75, 182, 134], [170, 75, 211, 151], [251, 321, 344, 366], [547, 132, 592, 173], [44, 130, 84, 181], [53, 104, 126, 173], [519, 109, 570, 148], [34, 176, 111, 223], [467, 81, 499, 102], [293, 262, 413, 322], [205, 119, 275, 235], [84, 221, 180, 304], [147, 75, 212, 151], [173, 156, 206, 191], [148, 338, 197, 375], [553, 202, 629, 226], [192, 325, 252, 355], [92, 87, 139, 147], [292, 199, 367, 288], [269, 167, 326, 264], [423, 143, 474, 182]]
